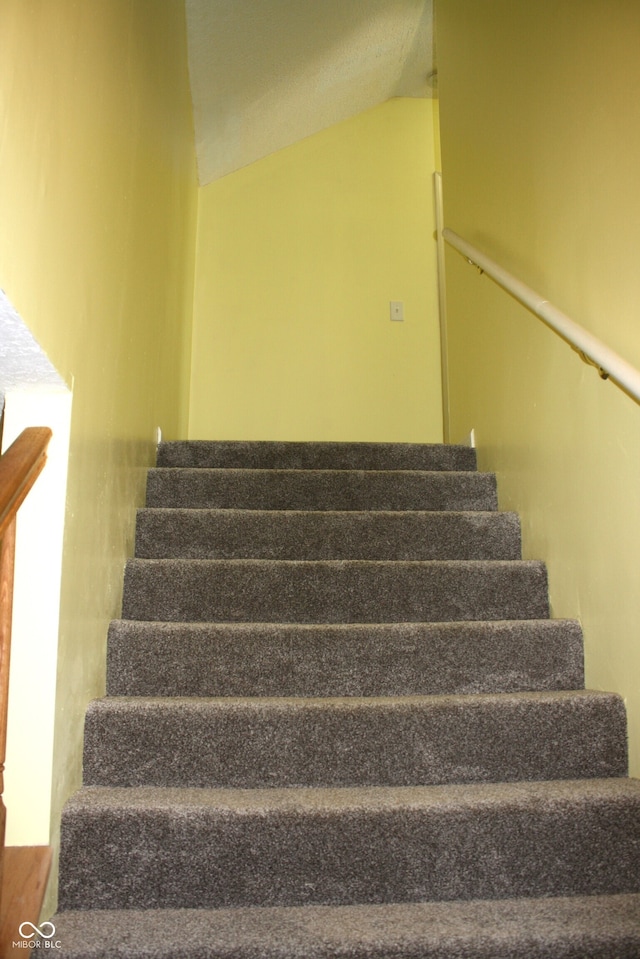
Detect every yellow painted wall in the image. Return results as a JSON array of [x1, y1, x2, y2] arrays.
[[437, 1, 640, 772], [0, 0, 197, 909], [189, 99, 443, 442]]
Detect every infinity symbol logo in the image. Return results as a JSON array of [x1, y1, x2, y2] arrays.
[[19, 921, 56, 939]]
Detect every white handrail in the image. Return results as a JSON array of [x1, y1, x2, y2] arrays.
[[443, 228, 640, 405], [434, 174, 450, 441]]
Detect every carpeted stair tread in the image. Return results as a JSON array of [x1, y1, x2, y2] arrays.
[[156, 440, 478, 472], [59, 778, 640, 910], [106, 619, 584, 698], [145, 468, 498, 511], [121, 558, 549, 623], [51, 894, 640, 959], [134, 509, 522, 560], [82, 689, 627, 788]]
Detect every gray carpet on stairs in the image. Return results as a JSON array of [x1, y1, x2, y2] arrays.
[[121, 558, 550, 623], [54, 440, 640, 957], [135, 508, 522, 560], [59, 779, 640, 911], [145, 467, 499, 511], [53, 896, 640, 959], [82, 690, 627, 788], [155, 440, 478, 472], [107, 619, 585, 697]]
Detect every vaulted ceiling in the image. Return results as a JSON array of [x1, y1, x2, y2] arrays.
[[185, 0, 435, 185]]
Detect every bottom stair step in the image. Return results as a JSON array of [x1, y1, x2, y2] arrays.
[[52, 894, 640, 959], [59, 779, 640, 910]]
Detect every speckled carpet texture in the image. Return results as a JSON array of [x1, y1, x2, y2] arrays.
[[54, 441, 640, 957]]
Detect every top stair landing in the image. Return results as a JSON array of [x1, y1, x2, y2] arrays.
[[156, 440, 477, 472]]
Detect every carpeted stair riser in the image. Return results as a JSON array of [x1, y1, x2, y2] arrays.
[[121, 558, 549, 623], [135, 509, 522, 561], [156, 440, 478, 472], [82, 690, 627, 789], [58, 778, 640, 911], [50, 895, 640, 959], [106, 619, 585, 698], [146, 468, 499, 512]]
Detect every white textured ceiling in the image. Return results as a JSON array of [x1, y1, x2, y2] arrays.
[[185, 0, 435, 185]]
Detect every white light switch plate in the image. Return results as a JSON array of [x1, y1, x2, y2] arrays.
[[390, 301, 404, 322]]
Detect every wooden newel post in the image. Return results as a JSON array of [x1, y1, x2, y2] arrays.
[[0, 518, 16, 892]]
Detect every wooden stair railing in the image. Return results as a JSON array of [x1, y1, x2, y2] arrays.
[[0, 427, 52, 936]]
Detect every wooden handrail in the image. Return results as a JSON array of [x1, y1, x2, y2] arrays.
[[0, 427, 52, 917], [0, 428, 52, 541]]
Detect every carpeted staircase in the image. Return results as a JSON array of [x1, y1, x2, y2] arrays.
[[54, 441, 640, 957]]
